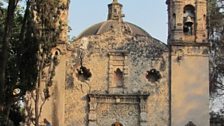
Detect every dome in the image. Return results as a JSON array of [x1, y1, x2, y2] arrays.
[[78, 20, 151, 38], [77, 0, 152, 39]]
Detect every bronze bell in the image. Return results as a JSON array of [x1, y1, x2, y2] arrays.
[[185, 16, 193, 26]]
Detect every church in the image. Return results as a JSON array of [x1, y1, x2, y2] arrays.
[[28, 0, 210, 125]]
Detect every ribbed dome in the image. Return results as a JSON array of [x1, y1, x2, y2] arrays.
[[78, 20, 151, 38]]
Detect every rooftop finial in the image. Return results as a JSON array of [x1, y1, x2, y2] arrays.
[[113, 0, 118, 3], [108, 0, 124, 21]]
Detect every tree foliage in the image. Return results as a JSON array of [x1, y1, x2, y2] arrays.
[[0, 0, 67, 125], [208, 0, 224, 96], [208, 0, 224, 117], [28, 0, 67, 125], [0, 0, 38, 125]]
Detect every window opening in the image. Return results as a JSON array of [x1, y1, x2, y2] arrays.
[[114, 68, 124, 87], [183, 5, 195, 35], [146, 69, 161, 83]]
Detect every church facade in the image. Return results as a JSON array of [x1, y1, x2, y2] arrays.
[[27, 0, 210, 126]]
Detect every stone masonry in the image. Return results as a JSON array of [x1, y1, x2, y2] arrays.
[[27, 0, 210, 126]]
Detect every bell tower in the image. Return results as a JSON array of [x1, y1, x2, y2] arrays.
[[167, 0, 209, 126], [167, 0, 207, 43]]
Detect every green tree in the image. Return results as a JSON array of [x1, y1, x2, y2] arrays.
[[208, 0, 224, 96], [28, 0, 64, 125], [0, 0, 68, 125], [0, 0, 21, 124], [208, 0, 224, 116]]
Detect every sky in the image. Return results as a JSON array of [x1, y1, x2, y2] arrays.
[[68, 0, 168, 43]]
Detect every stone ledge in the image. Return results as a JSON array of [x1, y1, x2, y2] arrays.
[[88, 93, 150, 104]]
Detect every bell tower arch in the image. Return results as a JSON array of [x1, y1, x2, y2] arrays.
[[167, 0, 209, 126], [167, 0, 207, 43]]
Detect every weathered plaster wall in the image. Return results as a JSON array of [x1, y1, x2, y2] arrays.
[[24, 45, 67, 126], [171, 46, 209, 126], [26, 0, 69, 124], [64, 28, 169, 126], [168, 0, 209, 124]]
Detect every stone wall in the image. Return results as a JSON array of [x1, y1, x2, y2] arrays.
[[65, 29, 169, 126], [171, 46, 209, 126]]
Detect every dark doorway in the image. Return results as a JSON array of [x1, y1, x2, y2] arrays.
[[112, 122, 123, 126]]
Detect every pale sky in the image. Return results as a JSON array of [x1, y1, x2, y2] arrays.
[[68, 0, 168, 43]]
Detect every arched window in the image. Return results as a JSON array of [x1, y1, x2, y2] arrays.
[[112, 122, 123, 126], [183, 5, 195, 35], [114, 68, 124, 87], [173, 13, 176, 30]]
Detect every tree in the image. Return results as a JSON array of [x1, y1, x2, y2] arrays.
[[208, 0, 224, 115], [0, 0, 21, 124], [27, 0, 63, 125], [208, 0, 224, 96], [0, 0, 68, 125]]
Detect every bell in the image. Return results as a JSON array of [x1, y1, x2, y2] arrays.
[[185, 16, 193, 26]]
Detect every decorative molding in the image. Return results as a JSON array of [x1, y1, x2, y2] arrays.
[[87, 93, 149, 126], [108, 50, 128, 93], [171, 46, 209, 56], [88, 94, 149, 104]]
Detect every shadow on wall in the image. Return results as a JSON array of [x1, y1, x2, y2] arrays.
[[44, 118, 52, 126], [52, 85, 59, 126]]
